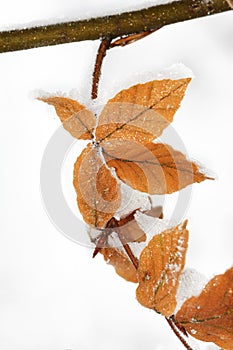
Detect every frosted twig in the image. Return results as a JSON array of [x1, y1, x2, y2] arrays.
[[0, 0, 231, 54], [166, 317, 194, 350], [92, 37, 112, 100]]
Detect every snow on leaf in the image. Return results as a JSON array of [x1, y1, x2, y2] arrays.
[[95, 78, 191, 144], [39, 96, 96, 140], [73, 144, 121, 228], [136, 221, 189, 317], [103, 140, 209, 194], [175, 268, 208, 314], [175, 267, 233, 350]]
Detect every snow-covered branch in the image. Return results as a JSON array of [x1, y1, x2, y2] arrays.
[[0, 0, 232, 54]]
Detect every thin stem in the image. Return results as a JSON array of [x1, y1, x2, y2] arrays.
[[92, 37, 112, 100], [226, 0, 233, 8], [110, 29, 157, 48], [166, 317, 193, 350], [118, 232, 139, 270], [92, 213, 139, 270], [0, 0, 231, 54]]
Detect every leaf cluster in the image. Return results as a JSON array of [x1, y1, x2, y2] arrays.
[[39, 78, 233, 349]]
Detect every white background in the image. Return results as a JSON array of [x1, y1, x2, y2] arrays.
[[0, 1, 233, 349]]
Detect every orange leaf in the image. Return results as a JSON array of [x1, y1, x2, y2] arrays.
[[103, 140, 209, 194], [73, 145, 121, 228], [39, 96, 96, 140], [96, 78, 191, 144], [136, 221, 189, 317], [176, 267, 233, 350], [101, 247, 138, 283]]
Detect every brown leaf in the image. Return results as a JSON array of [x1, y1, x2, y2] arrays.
[[144, 206, 164, 219], [136, 221, 189, 317], [101, 247, 138, 283], [73, 145, 121, 228], [96, 78, 191, 144], [103, 140, 209, 194], [39, 96, 96, 140], [107, 211, 146, 243], [93, 206, 163, 258], [176, 267, 233, 350], [116, 206, 163, 242]]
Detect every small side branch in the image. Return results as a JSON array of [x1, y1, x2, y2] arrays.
[[117, 231, 139, 270], [0, 0, 232, 54]]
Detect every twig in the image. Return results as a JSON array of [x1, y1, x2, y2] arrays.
[[166, 317, 193, 350], [117, 230, 139, 270], [0, 0, 231, 54], [92, 214, 139, 269], [226, 0, 233, 8], [110, 30, 157, 48], [92, 37, 112, 100]]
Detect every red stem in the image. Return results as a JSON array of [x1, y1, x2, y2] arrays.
[[117, 231, 139, 270], [92, 37, 112, 100], [166, 317, 193, 350]]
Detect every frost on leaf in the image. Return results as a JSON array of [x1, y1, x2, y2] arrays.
[[175, 268, 208, 314], [101, 247, 138, 283], [136, 221, 189, 317], [39, 96, 96, 140], [95, 78, 191, 144], [175, 267, 233, 350], [39, 78, 211, 231], [73, 144, 121, 228], [103, 140, 208, 194]]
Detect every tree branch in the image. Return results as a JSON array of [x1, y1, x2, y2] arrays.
[[0, 0, 232, 54]]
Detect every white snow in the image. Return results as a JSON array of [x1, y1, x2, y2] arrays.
[[135, 211, 176, 238], [114, 183, 151, 220], [175, 268, 208, 314]]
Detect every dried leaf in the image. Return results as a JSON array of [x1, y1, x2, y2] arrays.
[[117, 219, 146, 243], [101, 247, 138, 283], [96, 78, 191, 144], [176, 267, 233, 350], [144, 206, 163, 219], [73, 145, 121, 228], [136, 221, 189, 317], [39, 96, 96, 140], [116, 206, 163, 242], [93, 206, 163, 259], [103, 140, 208, 194], [106, 211, 146, 243]]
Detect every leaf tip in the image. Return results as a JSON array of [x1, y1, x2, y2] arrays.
[[180, 220, 188, 230]]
